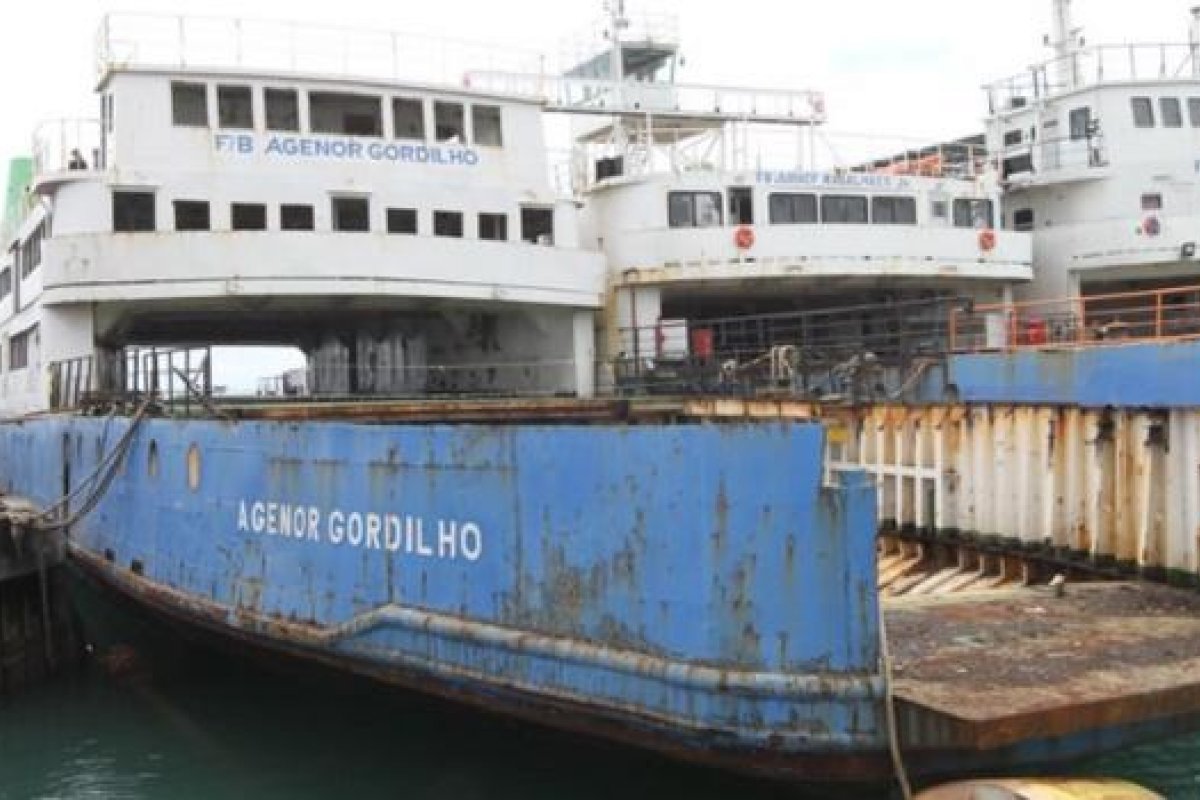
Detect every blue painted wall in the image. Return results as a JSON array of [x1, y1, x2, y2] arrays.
[[928, 339, 1200, 407], [0, 417, 883, 753]]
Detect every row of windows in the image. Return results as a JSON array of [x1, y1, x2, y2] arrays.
[[15, 221, 49, 280], [1131, 95, 1200, 129], [171, 82, 503, 145], [667, 191, 994, 229], [1010, 192, 1164, 231], [112, 191, 552, 241], [0, 268, 11, 302]]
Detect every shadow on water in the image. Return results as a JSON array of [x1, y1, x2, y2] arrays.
[[0, 572, 893, 800], [4, 570, 1200, 799]]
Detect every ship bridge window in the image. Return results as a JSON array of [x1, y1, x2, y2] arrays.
[[472, 105, 503, 146], [332, 197, 371, 232], [218, 85, 253, 129], [871, 196, 916, 225], [1132, 97, 1155, 128], [171, 82, 208, 127], [931, 199, 949, 220], [434, 102, 466, 143], [820, 195, 868, 224], [434, 210, 464, 238], [768, 193, 817, 224], [520, 206, 554, 245], [112, 191, 156, 232], [1002, 129, 1023, 147], [952, 198, 994, 229], [19, 222, 45, 278], [0, 268, 11, 301], [668, 191, 723, 228], [387, 208, 417, 234], [281, 204, 314, 230], [1069, 107, 1091, 140], [174, 200, 210, 231], [1162, 97, 1184, 128], [265, 88, 299, 132], [478, 212, 507, 241], [392, 97, 425, 140], [231, 203, 267, 231], [1189, 98, 1200, 127], [1142, 193, 1163, 211], [1013, 208, 1034, 231], [310, 92, 382, 137]]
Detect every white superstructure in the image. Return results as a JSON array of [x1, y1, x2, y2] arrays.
[[985, 0, 1200, 300], [0, 6, 1036, 414]]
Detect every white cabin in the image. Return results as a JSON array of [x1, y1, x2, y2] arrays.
[[985, 0, 1200, 300]]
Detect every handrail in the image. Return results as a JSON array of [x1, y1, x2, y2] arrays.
[[949, 284, 1200, 352]]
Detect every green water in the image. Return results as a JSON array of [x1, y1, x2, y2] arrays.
[[3, 597, 1200, 800]]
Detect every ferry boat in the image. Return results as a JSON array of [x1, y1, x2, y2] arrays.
[[6, 0, 1200, 789]]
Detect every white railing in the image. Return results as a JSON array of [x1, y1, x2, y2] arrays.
[[465, 70, 825, 123], [558, 7, 680, 76], [96, 12, 546, 88], [986, 42, 1200, 112], [31, 119, 103, 176]]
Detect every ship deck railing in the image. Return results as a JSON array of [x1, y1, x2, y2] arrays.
[[985, 42, 1200, 113], [949, 284, 1200, 352], [95, 12, 545, 89]]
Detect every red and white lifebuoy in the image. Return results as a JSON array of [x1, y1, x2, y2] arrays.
[[978, 228, 997, 251], [734, 225, 755, 250], [1142, 216, 1161, 236]]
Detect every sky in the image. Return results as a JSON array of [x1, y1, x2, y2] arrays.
[[1, 0, 1196, 390]]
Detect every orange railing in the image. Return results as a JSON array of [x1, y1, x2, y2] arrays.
[[949, 285, 1200, 352]]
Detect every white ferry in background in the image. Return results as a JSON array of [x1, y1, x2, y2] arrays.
[[0, 3, 1032, 414], [986, 0, 1200, 301]]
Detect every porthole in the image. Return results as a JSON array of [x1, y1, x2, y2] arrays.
[[186, 443, 201, 491]]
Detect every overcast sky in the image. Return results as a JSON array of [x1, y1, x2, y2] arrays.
[[1, 0, 1195, 390], [3, 0, 1198, 161]]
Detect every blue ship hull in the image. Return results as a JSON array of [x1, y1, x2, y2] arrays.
[[0, 415, 891, 781]]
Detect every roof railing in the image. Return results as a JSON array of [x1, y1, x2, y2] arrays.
[[985, 42, 1200, 113], [31, 119, 103, 177], [96, 12, 545, 88]]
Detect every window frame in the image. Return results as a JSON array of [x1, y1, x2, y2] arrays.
[[1131, 96, 1155, 128], [173, 200, 211, 231], [870, 196, 917, 226], [433, 210, 464, 238], [217, 84, 254, 129], [386, 207, 418, 235], [820, 194, 869, 225], [392, 97, 426, 141], [265, 88, 300, 132], [667, 191, 724, 229], [1012, 208, 1035, 231], [331, 197, 371, 232], [171, 81, 209, 127], [952, 198, 995, 229], [433, 101, 467, 143], [767, 192, 818, 225], [112, 190, 157, 233], [1068, 106, 1091, 140], [1161, 97, 1183, 128], [478, 212, 508, 241], [471, 105, 503, 147], [309, 92, 383, 137], [280, 204, 315, 231], [231, 202, 267, 231]]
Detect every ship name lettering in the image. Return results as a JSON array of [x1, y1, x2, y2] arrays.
[[222, 134, 479, 166]]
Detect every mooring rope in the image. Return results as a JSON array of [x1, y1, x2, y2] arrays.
[[34, 398, 155, 532], [879, 600, 914, 800]]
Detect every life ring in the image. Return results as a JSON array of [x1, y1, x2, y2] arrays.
[[734, 225, 755, 250], [1143, 215, 1161, 236], [978, 228, 997, 251]]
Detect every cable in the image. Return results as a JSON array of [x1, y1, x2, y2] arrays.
[[879, 599, 914, 800]]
